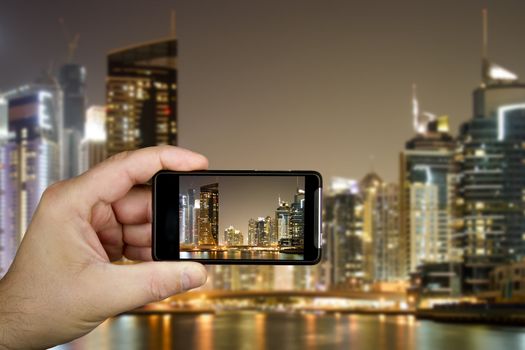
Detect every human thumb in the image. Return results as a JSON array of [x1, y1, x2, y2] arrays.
[[84, 261, 207, 317]]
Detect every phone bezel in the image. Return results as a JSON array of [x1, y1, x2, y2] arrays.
[[152, 170, 322, 265]]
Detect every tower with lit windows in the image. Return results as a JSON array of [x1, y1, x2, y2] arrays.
[[324, 178, 364, 289], [198, 183, 219, 245], [105, 38, 177, 156], [454, 9, 525, 294], [79, 106, 106, 172], [399, 85, 456, 279], [0, 84, 62, 276]]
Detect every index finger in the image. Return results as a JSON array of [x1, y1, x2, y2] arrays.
[[74, 146, 208, 210]]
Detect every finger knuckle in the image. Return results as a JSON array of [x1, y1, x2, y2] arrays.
[[41, 180, 66, 203]]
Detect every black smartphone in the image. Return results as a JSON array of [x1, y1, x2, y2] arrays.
[[152, 170, 322, 264]]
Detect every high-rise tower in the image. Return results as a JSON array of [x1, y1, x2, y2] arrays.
[[454, 9, 525, 294]]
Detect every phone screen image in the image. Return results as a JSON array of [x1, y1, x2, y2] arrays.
[[178, 175, 306, 261]]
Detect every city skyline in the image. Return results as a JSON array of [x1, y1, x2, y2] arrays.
[[179, 175, 304, 245], [3, 1, 525, 182]]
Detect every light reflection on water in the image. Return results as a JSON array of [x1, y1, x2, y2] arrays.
[[54, 312, 525, 350], [181, 250, 303, 260]]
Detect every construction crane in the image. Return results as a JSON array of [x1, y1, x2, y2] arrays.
[[58, 17, 80, 63]]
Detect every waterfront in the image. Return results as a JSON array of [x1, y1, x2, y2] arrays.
[[181, 250, 303, 260], [56, 312, 525, 350]]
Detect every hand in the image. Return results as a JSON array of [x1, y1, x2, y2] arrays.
[[0, 146, 209, 349]]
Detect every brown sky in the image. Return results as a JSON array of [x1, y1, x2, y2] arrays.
[[2, 0, 525, 182]]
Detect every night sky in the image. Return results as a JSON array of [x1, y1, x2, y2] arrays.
[[2, 0, 525, 182], [179, 175, 304, 244]]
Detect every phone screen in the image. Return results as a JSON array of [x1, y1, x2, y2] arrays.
[[178, 175, 306, 261]]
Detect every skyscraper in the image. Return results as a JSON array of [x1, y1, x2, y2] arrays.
[[224, 225, 244, 246], [399, 85, 456, 278], [179, 193, 188, 244], [0, 84, 62, 276], [0, 95, 12, 277], [324, 178, 364, 290], [79, 106, 106, 172], [106, 38, 177, 157], [59, 64, 86, 178], [360, 172, 401, 282], [290, 190, 305, 245], [275, 201, 291, 245], [248, 218, 257, 246], [198, 183, 219, 245], [454, 10, 525, 294]]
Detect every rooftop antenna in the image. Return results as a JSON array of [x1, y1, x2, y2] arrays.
[[59, 17, 80, 63], [481, 8, 489, 85], [171, 10, 177, 38], [412, 83, 420, 133]]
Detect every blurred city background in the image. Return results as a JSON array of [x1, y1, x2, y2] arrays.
[[1, 1, 525, 349]]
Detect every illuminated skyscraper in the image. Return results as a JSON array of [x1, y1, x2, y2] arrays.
[[324, 178, 364, 290], [0, 84, 62, 276], [0, 95, 12, 277], [275, 201, 291, 244], [248, 218, 257, 246], [59, 64, 86, 178], [179, 193, 188, 244], [106, 38, 177, 156], [290, 190, 305, 244], [454, 10, 525, 294], [198, 183, 219, 245], [255, 217, 266, 247], [79, 106, 106, 172], [186, 189, 198, 245], [360, 173, 401, 282], [399, 86, 456, 278], [223, 225, 244, 246]]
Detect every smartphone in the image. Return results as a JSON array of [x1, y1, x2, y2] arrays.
[[152, 170, 322, 264]]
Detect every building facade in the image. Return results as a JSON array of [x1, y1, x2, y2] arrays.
[[454, 71, 525, 294], [324, 178, 364, 290], [400, 89, 456, 278], [59, 63, 86, 178], [198, 183, 219, 245], [0, 84, 62, 276], [106, 39, 177, 156]]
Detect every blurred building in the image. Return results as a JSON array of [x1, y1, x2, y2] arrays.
[[0, 95, 11, 277], [79, 106, 106, 172], [198, 183, 219, 245], [59, 64, 86, 178], [0, 83, 62, 276], [399, 85, 456, 279], [486, 259, 525, 302], [324, 178, 364, 290], [105, 38, 177, 156], [454, 53, 525, 294], [223, 225, 244, 246], [360, 173, 401, 283]]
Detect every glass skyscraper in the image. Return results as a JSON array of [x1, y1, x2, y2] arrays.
[[454, 67, 525, 294], [360, 173, 401, 282], [399, 93, 456, 278], [106, 38, 177, 157], [198, 183, 219, 245], [59, 63, 86, 178], [324, 178, 364, 290], [0, 84, 61, 276]]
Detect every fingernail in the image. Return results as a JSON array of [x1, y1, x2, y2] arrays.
[[182, 264, 207, 290]]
